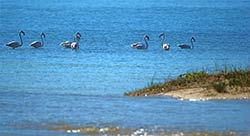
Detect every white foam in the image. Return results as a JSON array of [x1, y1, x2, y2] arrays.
[[189, 98, 198, 101], [72, 129, 80, 133]]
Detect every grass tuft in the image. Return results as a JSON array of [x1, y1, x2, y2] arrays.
[[213, 81, 227, 93]]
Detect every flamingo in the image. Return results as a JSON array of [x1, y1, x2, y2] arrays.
[[159, 33, 170, 50], [178, 37, 196, 49], [70, 37, 80, 50], [30, 32, 46, 48], [5, 31, 25, 49], [60, 32, 81, 48], [131, 35, 150, 49]]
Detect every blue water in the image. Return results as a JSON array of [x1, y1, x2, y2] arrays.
[[0, 0, 250, 135]]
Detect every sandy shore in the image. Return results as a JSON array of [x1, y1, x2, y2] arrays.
[[161, 87, 250, 100]]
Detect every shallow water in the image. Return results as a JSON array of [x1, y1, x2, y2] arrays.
[[0, 0, 250, 135]]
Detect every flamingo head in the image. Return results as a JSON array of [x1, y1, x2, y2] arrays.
[[159, 33, 165, 38], [191, 37, 196, 42], [19, 30, 25, 35], [75, 32, 81, 38], [144, 35, 150, 40], [40, 32, 46, 38]]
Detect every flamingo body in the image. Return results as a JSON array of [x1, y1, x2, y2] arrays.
[[71, 42, 79, 49], [131, 42, 147, 49], [60, 41, 72, 48], [178, 44, 191, 49], [30, 41, 42, 48], [6, 41, 22, 49], [162, 43, 170, 50]]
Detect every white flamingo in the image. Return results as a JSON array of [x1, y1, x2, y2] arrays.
[[5, 31, 25, 49], [159, 33, 170, 50], [178, 37, 196, 49], [30, 32, 46, 48], [131, 35, 150, 49], [60, 32, 81, 48]]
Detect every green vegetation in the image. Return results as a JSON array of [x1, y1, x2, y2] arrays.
[[124, 67, 250, 96], [213, 81, 227, 93]]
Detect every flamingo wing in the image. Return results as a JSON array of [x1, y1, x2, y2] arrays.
[[60, 41, 72, 48], [131, 42, 146, 49], [178, 44, 191, 49], [5, 41, 21, 49], [30, 41, 42, 48]]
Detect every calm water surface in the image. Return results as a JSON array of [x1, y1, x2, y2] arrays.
[[0, 0, 250, 135]]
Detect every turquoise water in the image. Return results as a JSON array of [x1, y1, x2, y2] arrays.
[[0, 0, 250, 135]]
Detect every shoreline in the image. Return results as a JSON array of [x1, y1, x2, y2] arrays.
[[125, 68, 250, 100], [161, 87, 250, 101], [43, 122, 248, 136]]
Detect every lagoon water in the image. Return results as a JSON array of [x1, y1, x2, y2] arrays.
[[0, 0, 250, 135]]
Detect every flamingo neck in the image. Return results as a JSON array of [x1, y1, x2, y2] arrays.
[[144, 38, 148, 49], [74, 33, 81, 42], [41, 35, 44, 46], [190, 39, 194, 49], [75, 38, 79, 44], [74, 36, 80, 43], [161, 36, 165, 46], [19, 32, 23, 46]]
